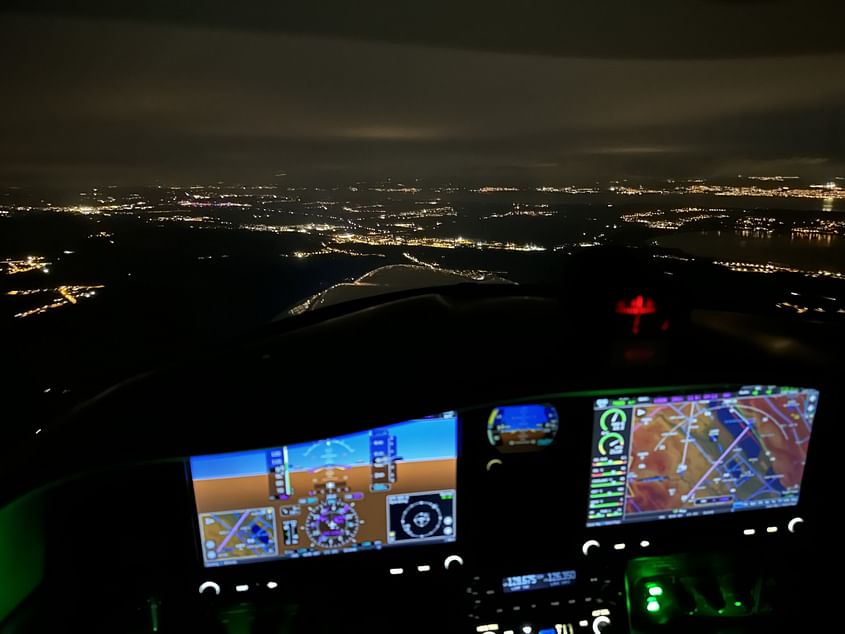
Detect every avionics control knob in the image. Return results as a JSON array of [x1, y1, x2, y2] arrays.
[[592, 615, 611, 633], [197, 581, 221, 596], [444, 554, 464, 570]]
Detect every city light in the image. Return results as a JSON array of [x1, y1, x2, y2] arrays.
[[2, 177, 843, 328], [620, 208, 729, 230], [481, 204, 556, 220], [8, 285, 105, 318], [715, 260, 845, 281], [1, 256, 52, 275]]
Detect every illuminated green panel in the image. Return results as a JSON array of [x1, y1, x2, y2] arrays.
[[548, 384, 730, 399], [0, 494, 44, 623], [506, 384, 732, 405]]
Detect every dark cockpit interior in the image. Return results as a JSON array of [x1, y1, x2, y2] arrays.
[[2, 3, 843, 633], [1, 249, 838, 633]]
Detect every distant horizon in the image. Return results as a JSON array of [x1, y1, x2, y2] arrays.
[[2, 173, 845, 195]]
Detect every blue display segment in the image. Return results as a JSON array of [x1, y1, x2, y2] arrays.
[[190, 450, 267, 480], [190, 412, 459, 567], [502, 569, 577, 593], [283, 416, 457, 472], [488, 403, 559, 453], [499, 405, 550, 430]]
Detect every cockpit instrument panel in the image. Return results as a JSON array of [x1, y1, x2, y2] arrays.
[[586, 386, 818, 527], [189, 412, 458, 567]]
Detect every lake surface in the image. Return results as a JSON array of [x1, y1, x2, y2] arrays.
[[656, 231, 845, 273]]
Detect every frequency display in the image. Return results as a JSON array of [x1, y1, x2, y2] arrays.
[[502, 569, 577, 593], [190, 412, 458, 567], [586, 387, 818, 527]]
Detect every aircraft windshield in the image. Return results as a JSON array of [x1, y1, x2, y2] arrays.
[[1, 8, 843, 442]]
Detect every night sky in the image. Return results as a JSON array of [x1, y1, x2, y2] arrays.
[[2, 4, 844, 187]]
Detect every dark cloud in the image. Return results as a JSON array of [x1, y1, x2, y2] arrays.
[[1, 15, 844, 186], [5, 0, 845, 60]]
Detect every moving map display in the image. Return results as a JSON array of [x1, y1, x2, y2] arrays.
[[190, 412, 458, 567], [586, 387, 818, 527]]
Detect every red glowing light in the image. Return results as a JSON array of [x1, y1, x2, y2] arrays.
[[615, 295, 657, 335], [623, 346, 656, 364]]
